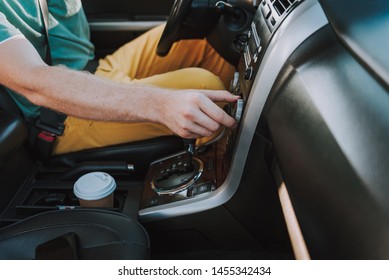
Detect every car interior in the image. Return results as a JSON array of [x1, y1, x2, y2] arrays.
[[1, 0, 389, 260]]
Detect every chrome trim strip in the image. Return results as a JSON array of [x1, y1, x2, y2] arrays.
[[89, 21, 165, 32], [139, 0, 328, 222]]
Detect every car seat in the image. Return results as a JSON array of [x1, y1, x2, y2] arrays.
[[0, 209, 149, 259]]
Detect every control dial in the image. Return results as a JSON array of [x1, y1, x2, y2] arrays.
[[233, 99, 245, 122]]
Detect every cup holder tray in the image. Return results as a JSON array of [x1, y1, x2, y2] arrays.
[[0, 181, 128, 225]]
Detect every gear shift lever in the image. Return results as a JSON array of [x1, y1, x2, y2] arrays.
[[150, 138, 203, 195], [183, 138, 196, 168]]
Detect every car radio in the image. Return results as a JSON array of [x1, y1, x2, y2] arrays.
[[233, 0, 303, 97]]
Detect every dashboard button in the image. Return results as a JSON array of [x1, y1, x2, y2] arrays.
[[270, 16, 276, 26], [261, 4, 271, 19]]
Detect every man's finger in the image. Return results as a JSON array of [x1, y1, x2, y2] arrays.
[[200, 90, 240, 103], [199, 96, 237, 128]]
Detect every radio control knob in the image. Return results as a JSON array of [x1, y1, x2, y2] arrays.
[[234, 99, 245, 122]]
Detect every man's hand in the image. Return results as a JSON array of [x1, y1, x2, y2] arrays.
[[155, 89, 240, 139]]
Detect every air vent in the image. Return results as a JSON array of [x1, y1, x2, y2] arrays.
[[271, 0, 296, 16]]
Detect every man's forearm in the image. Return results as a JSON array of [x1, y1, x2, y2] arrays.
[[0, 37, 165, 124], [26, 64, 167, 124]]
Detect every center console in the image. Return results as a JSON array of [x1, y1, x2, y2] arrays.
[[137, 0, 329, 222]]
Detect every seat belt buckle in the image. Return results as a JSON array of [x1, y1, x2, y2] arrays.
[[35, 119, 65, 136], [37, 130, 56, 143], [33, 109, 66, 158], [35, 130, 57, 159]]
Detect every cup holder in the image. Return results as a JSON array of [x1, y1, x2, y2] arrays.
[[14, 188, 127, 217], [32, 191, 78, 207]]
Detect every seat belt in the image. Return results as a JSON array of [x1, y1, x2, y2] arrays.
[[34, 0, 67, 158], [38, 0, 52, 66]]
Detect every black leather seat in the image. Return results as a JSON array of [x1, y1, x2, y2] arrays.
[[0, 209, 149, 259]]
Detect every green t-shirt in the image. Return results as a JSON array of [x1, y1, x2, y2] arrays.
[[0, 0, 95, 120]]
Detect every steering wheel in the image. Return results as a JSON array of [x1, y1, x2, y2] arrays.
[[156, 0, 193, 57]]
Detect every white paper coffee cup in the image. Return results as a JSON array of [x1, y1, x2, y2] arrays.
[[74, 172, 116, 208]]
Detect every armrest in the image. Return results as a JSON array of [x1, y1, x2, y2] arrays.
[[0, 112, 28, 166]]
